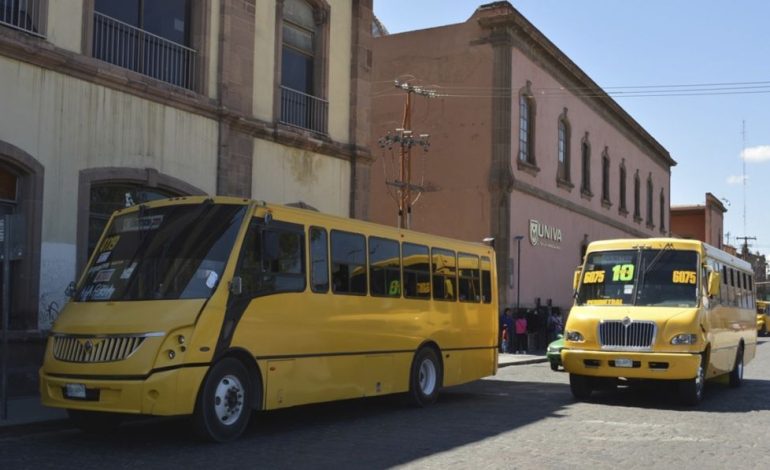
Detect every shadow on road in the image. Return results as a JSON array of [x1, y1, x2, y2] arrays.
[[0, 379, 571, 469]]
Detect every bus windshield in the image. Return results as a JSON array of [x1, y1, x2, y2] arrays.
[[77, 203, 246, 302], [577, 248, 699, 307]]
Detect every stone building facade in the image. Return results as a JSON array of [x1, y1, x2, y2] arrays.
[[368, 2, 675, 310], [0, 0, 372, 390]]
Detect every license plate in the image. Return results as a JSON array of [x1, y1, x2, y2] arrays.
[[615, 358, 633, 368], [64, 383, 86, 399]]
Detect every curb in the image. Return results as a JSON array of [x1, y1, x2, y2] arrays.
[[498, 357, 548, 368]]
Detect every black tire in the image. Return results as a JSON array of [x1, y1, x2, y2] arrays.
[[728, 345, 744, 388], [67, 409, 123, 434], [193, 358, 253, 442], [409, 347, 443, 407], [678, 354, 705, 406], [569, 374, 593, 401], [761, 325, 767, 337], [549, 360, 559, 371]]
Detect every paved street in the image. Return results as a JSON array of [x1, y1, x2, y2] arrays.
[[2, 338, 769, 469]]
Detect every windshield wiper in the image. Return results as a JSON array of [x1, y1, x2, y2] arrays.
[[633, 243, 673, 305]]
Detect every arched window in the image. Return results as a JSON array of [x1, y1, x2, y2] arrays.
[[0, 142, 44, 330], [518, 81, 536, 166], [77, 168, 206, 273], [646, 174, 654, 227], [87, 183, 179, 259], [557, 109, 570, 183], [580, 133, 591, 196], [279, 0, 330, 133], [633, 171, 641, 221], [619, 160, 627, 214], [601, 147, 610, 205]]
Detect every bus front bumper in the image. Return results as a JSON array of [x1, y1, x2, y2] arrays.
[[39, 366, 207, 416], [561, 349, 701, 380]]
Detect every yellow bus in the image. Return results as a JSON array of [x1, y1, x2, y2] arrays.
[[562, 238, 756, 405], [39, 197, 498, 441], [757, 300, 769, 336]]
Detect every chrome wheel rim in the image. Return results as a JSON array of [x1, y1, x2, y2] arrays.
[[213, 374, 245, 426], [419, 359, 437, 395]]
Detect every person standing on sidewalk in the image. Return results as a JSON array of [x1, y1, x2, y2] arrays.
[[514, 312, 528, 354]]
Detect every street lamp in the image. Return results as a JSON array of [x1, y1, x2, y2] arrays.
[[514, 235, 524, 311]]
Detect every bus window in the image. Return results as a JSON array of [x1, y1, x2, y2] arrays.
[[309, 227, 329, 293], [261, 225, 305, 293], [458, 253, 480, 302], [481, 256, 492, 304], [331, 230, 366, 295], [369, 236, 400, 297], [403, 242, 430, 299], [432, 248, 456, 301]]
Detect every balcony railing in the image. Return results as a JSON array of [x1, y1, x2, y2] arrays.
[[92, 12, 196, 90], [0, 0, 46, 37], [280, 86, 328, 135]]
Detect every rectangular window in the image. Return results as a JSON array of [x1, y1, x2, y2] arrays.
[[432, 248, 456, 301], [458, 253, 480, 303], [236, 219, 306, 297], [403, 242, 430, 299], [331, 230, 366, 295], [369, 236, 401, 297], [519, 96, 529, 162], [309, 227, 328, 293], [481, 256, 492, 304]]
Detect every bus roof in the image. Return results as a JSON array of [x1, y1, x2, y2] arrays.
[[111, 196, 494, 254], [586, 238, 752, 271]]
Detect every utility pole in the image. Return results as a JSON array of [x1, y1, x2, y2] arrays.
[[736, 236, 757, 255], [378, 80, 435, 229]]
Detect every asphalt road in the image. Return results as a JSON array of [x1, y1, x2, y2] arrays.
[[2, 338, 769, 469]]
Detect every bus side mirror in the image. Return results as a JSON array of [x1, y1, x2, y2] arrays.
[[229, 276, 243, 296], [707, 272, 721, 297], [573, 269, 581, 291]]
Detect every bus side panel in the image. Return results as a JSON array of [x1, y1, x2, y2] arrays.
[[442, 348, 497, 387], [261, 354, 410, 410]]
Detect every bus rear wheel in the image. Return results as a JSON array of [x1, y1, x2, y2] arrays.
[[728, 346, 744, 388], [409, 347, 442, 407], [569, 374, 593, 401], [193, 358, 252, 442]]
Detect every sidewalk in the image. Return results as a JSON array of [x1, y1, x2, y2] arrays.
[[0, 353, 547, 432], [0, 396, 67, 432]]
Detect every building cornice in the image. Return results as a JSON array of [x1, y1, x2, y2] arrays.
[[0, 28, 373, 164], [477, 6, 676, 172]]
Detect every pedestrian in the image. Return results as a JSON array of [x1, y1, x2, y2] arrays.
[[500, 308, 514, 353], [514, 312, 528, 354], [501, 325, 509, 353], [547, 308, 563, 343]]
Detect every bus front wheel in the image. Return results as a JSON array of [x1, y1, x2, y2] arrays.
[[409, 347, 443, 407], [193, 358, 252, 442], [678, 355, 705, 406], [569, 374, 593, 401]]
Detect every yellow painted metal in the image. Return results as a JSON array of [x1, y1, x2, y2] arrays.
[[40, 196, 499, 417], [563, 237, 757, 384]]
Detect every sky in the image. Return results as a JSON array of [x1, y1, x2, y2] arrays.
[[373, 0, 770, 258]]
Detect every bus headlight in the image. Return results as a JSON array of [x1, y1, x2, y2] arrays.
[[671, 334, 697, 345], [565, 331, 584, 342]]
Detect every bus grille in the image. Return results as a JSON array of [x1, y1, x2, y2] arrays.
[[598, 320, 656, 350], [52, 335, 146, 363]]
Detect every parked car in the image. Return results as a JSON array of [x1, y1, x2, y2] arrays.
[[546, 335, 564, 371]]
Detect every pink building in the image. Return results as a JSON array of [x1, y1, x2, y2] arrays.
[[368, 2, 675, 310]]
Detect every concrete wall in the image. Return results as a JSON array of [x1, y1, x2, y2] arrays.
[[252, 140, 350, 216]]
